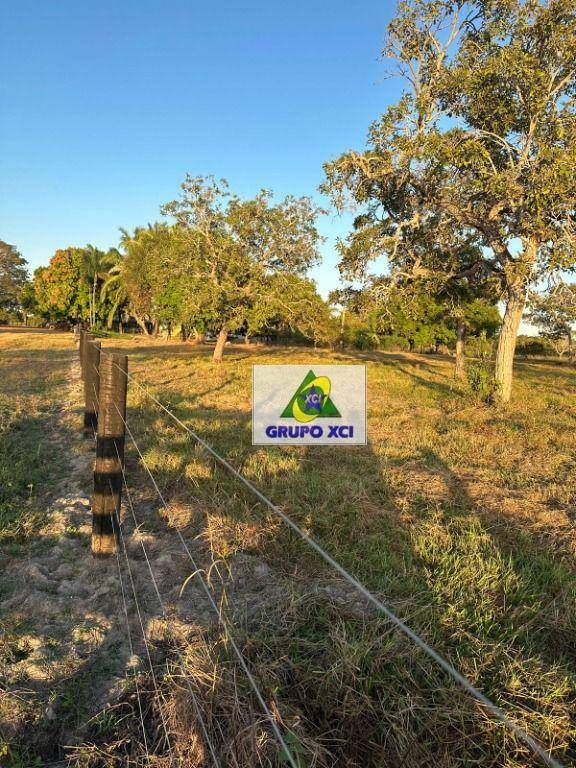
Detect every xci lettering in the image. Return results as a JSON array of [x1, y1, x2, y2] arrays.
[[327, 425, 354, 438]]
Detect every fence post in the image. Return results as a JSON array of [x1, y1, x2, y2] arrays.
[[92, 353, 128, 558], [83, 339, 101, 435], [79, 330, 86, 378], [80, 331, 95, 382]]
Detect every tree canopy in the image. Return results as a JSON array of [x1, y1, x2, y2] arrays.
[[34, 246, 119, 327], [323, 0, 576, 401], [160, 175, 326, 359], [527, 282, 576, 361], [0, 240, 29, 320]]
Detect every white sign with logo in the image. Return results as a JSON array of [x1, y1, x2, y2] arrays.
[[252, 365, 367, 445]]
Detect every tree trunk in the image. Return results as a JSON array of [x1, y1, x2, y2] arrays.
[[494, 285, 527, 404], [92, 277, 98, 329], [568, 328, 574, 366], [190, 328, 205, 345], [152, 318, 160, 337], [134, 313, 151, 336], [213, 327, 228, 362], [454, 319, 466, 379]]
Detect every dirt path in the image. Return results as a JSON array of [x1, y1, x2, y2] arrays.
[[0, 355, 292, 766], [0, 358, 210, 762]]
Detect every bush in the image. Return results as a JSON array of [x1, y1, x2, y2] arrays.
[[515, 336, 555, 357], [466, 333, 494, 360], [378, 334, 410, 351], [466, 360, 497, 402]]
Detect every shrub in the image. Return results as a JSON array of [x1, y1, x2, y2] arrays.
[[515, 336, 555, 357]]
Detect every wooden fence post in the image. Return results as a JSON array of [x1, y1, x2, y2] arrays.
[[92, 353, 128, 558], [83, 339, 101, 435], [80, 331, 95, 382], [79, 330, 86, 379]]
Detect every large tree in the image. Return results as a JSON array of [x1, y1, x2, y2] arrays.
[[0, 241, 28, 320], [34, 248, 88, 322], [33, 246, 117, 326], [161, 176, 325, 361], [323, 0, 576, 402]]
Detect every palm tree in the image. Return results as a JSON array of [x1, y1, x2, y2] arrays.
[[100, 253, 128, 330], [80, 245, 118, 329]]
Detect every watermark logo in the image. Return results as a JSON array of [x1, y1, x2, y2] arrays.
[[280, 370, 341, 423], [252, 365, 366, 445]]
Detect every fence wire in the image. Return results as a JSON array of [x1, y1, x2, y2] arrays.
[[90, 375, 172, 765], [84, 339, 564, 768]]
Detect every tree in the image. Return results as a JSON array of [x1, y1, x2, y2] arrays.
[[332, 278, 500, 361], [80, 245, 119, 329], [323, 0, 576, 402], [332, 279, 450, 351], [19, 282, 39, 324], [251, 273, 338, 347], [0, 241, 28, 320], [33, 245, 120, 326], [456, 295, 501, 369], [161, 175, 325, 361], [117, 223, 193, 335], [34, 249, 89, 322], [527, 283, 576, 363]]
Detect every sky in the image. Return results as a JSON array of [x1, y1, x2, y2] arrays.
[[0, 0, 401, 297]]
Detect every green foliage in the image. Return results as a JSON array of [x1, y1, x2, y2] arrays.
[[0, 241, 29, 321], [34, 249, 88, 322], [33, 246, 119, 327], [116, 222, 193, 332], [515, 335, 556, 357], [79, 244, 119, 329], [323, 0, 576, 399], [466, 360, 497, 401], [156, 175, 327, 356], [466, 327, 497, 400], [466, 331, 494, 360], [527, 283, 576, 358], [333, 279, 500, 353]]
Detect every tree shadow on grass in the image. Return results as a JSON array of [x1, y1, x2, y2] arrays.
[[123, 387, 576, 766]]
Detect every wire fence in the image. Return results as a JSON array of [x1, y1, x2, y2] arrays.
[[82, 334, 564, 768]]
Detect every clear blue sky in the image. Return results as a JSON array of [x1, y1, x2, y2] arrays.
[[0, 0, 400, 296]]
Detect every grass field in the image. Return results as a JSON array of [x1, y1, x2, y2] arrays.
[[0, 329, 75, 548], [1, 329, 575, 766]]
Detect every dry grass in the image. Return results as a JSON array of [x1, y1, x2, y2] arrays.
[[80, 336, 576, 767], [2, 330, 576, 766]]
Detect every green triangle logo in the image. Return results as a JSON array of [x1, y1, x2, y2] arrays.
[[281, 369, 341, 423]]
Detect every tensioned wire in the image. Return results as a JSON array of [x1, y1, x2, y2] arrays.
[[89, 381, 150, 763], [91, 363, 223, 768], [115, 402, 300, 768], [110, 437, 224, 768], [90, 376, 173, 765], [87, 341, 564, 768], [92, 365, 221, 766], [110, 505, 151, 764]]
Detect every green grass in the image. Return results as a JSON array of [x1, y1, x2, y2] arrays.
[[2, 331, 575, 766], [101, 339, 576, 766], [0, 333, 74, 546], [0, 331, 79, 767]]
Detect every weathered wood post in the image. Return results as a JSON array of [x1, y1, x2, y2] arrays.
[[83, 339, 101, 435], [80, 331, 95, 381], [79, 330, 86, 379], [92, 353, 128, 558]]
